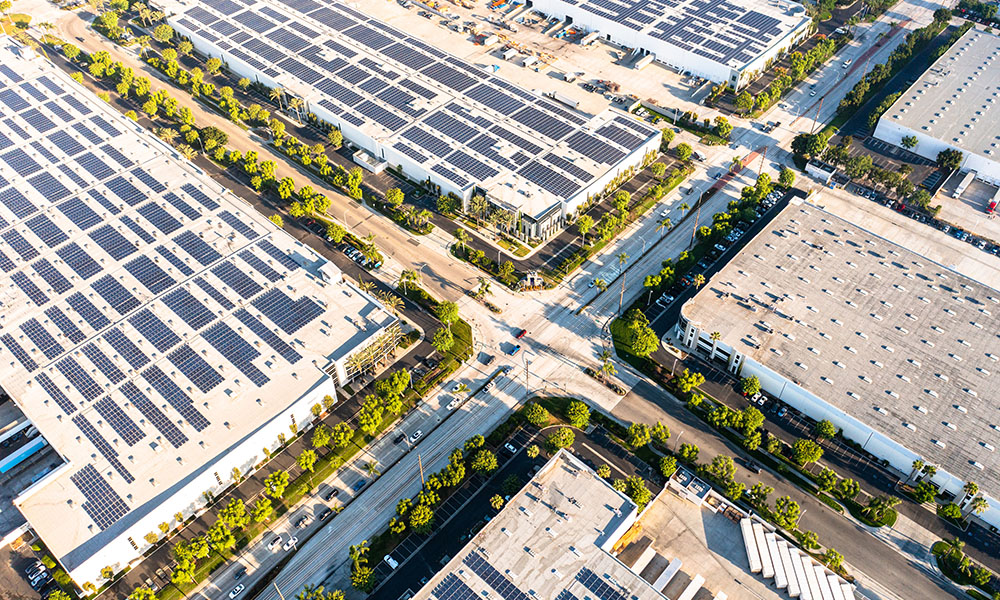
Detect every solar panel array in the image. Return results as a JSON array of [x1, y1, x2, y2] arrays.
[[540, 0, 799, 69], [0, 49, 332, 534], [170, 0, 658, 206]]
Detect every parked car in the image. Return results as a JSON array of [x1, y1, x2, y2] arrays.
[[23, 560, 43, 576], [229, 584, 246, 599], [484, 354, 496, 366], [409, 430, 423, 444], [266, 535, 282, 551], [504, 442, 517, 453], [485, 380, 495, 390], [384, 555, 400, 569], [744, 460, 762, 474], [393, 432, 406, 445], [283, 536, 298, 551], [295, 515, 311, 529], [324, 487, 340, 501], [234, 566, 247, 581], [446, 398, 461, 410], [508, 344, 521, 356], [515, 329, 527, 339], [319, 508, 333, 521]]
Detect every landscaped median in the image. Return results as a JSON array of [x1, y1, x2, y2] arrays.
[[931, 538, 999, 599]]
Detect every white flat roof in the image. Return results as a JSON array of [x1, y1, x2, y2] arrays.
[[533, 0, 810, 71], [0, 39, 395, 568], [413, 450, 665, 600], [882, 27, 1000, 164], [681, 200, 1000, 492], [160, 0, 660, 218]]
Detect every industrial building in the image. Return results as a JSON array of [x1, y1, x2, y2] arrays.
[[874, 27, 1000, 185], [412, 450, 667, 600], [160, 0, 661, 241], [531, 0, 812, 90], [0, 39, 399, 587], [675, 198, 1000, 528]]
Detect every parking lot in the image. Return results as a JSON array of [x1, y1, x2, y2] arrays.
[[935, 174, 1000, 244]]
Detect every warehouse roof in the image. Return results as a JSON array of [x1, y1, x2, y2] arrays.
[[535, 0, 810, 70], [412, 450, 664, 600], [0, 39, 396, 568], [160, 0, 659, 217], [882, 27, 1000, 163], [681, 199, 1000, 492]]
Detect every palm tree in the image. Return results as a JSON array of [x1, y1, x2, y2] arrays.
[[656, 217, 672, 237], [692, 273, 705, 289], [679, 203, 690, 216], [349, 540, 370, 567], [269, 86, 285, 110], [469, 194, 489, 227], [593, 278, 607, 292], [376, 291, 402, 315], [361, 241, 380, 265], [398, 269, 420, 293], [356, 279, 375, 294], [969, 496, 989, 516], [943, 537, 965, 562], [135, 35, 151, 57], [617, 252, 629, 316], [477, 277, 492, 299], [908, 459, 925, 485], [730, 156, 743, 173], [454, 383, 470, 395], [288, 97, 304, 122], [156, 127, 179, 145], [597, 349, 614, 381], [709, 331, 721, 361], [454, 228, 470, 253], [495, 209, 515, 235], [363, 461, 380, 478], [177, 144, 197, 160]]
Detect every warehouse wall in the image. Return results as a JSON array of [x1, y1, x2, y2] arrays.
[[874, 119, 1000, 185]]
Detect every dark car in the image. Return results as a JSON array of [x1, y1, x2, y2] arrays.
[[234, 566, 248, 581], [515, 329, 527, 339], [484, 354, 496, 366], [744, 460, 762, 474], [393, 432, 406, 445], [507, 345, 521, 356], [319, 508, 333, 520], [323, 488, 340, 502]]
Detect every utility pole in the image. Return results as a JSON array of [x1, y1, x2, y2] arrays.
[[418, 454, 425, 485], [809, 96, 824, 135], [689, 201, 702, 249], [758, 146, 768, 177], [273, 582, 287, 600]]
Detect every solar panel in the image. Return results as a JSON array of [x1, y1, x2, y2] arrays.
[[33, 258, 73, 295], [257, 239, 300, 271], [0, 187, 35, 219], [194, 276, 236, 309], [21, 318, 64, 360], [431, 574, 478, 600], [234, 308, 302, 364], [73, 122, 103, 145], [575, 567, 629, 600], [168, 344, 224, 393], [94, 397, 145, 446], [120, 215, 155, 244], [36, 372, 76, 413], [518, 161, 580, 199], [251, 288, 324, 334], [26, 214, 69, 248], [12, 272, 49, 306], [57, 242, 103, 280], [124, 255, 176, 294], [143, 364, 211, 430], [45, 306, 86, 344], [56, 356, 103, 401], [100, 143, 133, 168], [446, 150, 499, 181], [57, 197, 102, 231], [511, 106, 574, 141], [174, 230, 222, 265], [467, 84, 525, 116], [180, 183, 220, 210], [155, 246, 195, 276], [88, 189, 120, 214], [22, 108, 56, 133], [217, 210, 259, 239], [90, 115, 122, 138], [3, 229, 39, 262], [28, 172, 71, 202], [71, 465, 131, 531], [201, 321, 270, 387], [92, 275, 141, 315], [212, 261, 263, 298], [463, 552, 530, 600], [129, 308, 182, 353], [2, 333, 38, 372], [238, 249, 282, 282], [137, 202, 183, 234], [163, 192, 201, 220], [121, 381, 188, 447], [161, 288, 215, 331], [73, 413, 135, 483], [0, 248, 13, 272], [104, 328, 149, 370], [90, 224, 139, 261], [82, 343, 126, 384], [67, 292, 111, 331]]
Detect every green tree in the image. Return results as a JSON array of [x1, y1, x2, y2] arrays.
[[152, 23, 173, 43], [624, 476, 652, 510], [748, 482, 773, 507], [546, 427, 575, 451], [597, 464, 612, 479], [565, 400, 590, 428], [62, 43, 81, 61], [218, 498, 250, 531], [707, 455, 737, 484], [312, 424, 331, 449], [823, 548, 843, 571], [626, 422, 651, 449], [330, 422, 354, 448], [471, 449, 499, 473], [431, 327, 454, 354], [675, 369, 705, 394], [409, 503, 435, 533], [490, 495, 505, 510], [660, 456, 678, 478], [741, 375, 761, 397], [913, 480, 937, 504], [814, 419, 837, 440], [679, 443, 699, 464], [127, 589, 158, 600], [779, 167, 795, 188], [576, 214, 594, 245], [498, 260, 515, 279], [774, 496, 801, 529], [817, 468, 837, 492], [900, 135, 918, 150], [298, 449, 318, 473], [522, 402, 550, 427], [675, 143, 693, 161], [937, 148, 964, 170], [435, 301, 459, 330], [650, 162, 667, 178], [835, 478, 860, 501], [264, 470, 289, 499], [296, 584, 346, 600], [660, 128, 675, 149], [357, 396, 385, 436], [526, 444, 540, 458], [736, 90, 755, 114], [350, 565, 374, 592], [792, 438, 823, 466]]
